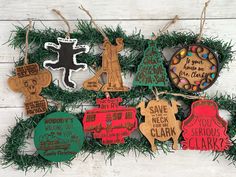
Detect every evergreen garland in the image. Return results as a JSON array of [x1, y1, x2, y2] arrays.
[[1, 21, 235, 171]]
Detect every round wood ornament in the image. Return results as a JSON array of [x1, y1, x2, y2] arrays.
[[169, 44, 219, 92], [34, 112, 84, 162]]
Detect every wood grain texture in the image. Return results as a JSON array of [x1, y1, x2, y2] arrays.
[[138, 99, 182, 152], [0, 0, 236, 176]]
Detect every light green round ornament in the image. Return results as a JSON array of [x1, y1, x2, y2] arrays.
[[34, 112, 84, 162]]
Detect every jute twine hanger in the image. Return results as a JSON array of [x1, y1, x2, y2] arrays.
[[52, 9, 71, 39], [151, 15, 179, 40], [196, 0, 211, 43], [24, 19, 32, 65], [79, 5, 108, 40], [79, 5, 111, 98], [152, 87, 206, 101]]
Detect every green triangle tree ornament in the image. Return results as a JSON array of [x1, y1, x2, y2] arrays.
[[133, 40, 169, 89]]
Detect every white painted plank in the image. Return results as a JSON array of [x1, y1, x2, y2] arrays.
[[0, 0, 235, 20], [0, 19, 236, 63], [0, 151, 235, 177]]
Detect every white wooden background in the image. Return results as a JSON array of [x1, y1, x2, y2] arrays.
[[0, 0, 236, 176]]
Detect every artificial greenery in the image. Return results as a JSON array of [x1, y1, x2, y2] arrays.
[[1, 21, 235, 171]]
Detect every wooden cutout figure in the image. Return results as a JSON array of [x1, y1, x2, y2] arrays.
[[137, 99, 182, 152], [8, 63, 51, 116], [169, 44, 219, 92], [83, 97, 137, 144], [133, 40, 169, 89], [44, 37, 89, 89], [182, 100, 231, 151], [83, 38, 129, 92]]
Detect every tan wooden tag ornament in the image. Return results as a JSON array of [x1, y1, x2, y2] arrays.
[[137, 99, 182, 152], [8, 20, 52, 116], [8, 64, 51, 116]]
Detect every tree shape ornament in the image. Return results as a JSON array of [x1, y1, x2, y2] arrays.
[[133, 40, 169, 89], [44, 37, 89, 89], [83, 97, 137, 144], [83, 38, 129, 92], [182, 100, 231, 151], [137, 99, 181, 152]]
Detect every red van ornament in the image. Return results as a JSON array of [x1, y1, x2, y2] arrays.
[[83, 97, 137, 145], [182, 100, 231, 151]]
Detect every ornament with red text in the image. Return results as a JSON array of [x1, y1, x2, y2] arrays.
[[169, 44, 219, 92], [182, 100, 231, 151], [137, 99, 182, 152], [83, 97, 137, 144]]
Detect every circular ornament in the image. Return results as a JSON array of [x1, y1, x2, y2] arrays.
[[169, 44, 219, 92], [34, 112, 84, 162]]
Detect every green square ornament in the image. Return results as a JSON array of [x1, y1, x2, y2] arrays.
[[34, 112, 85, 162]]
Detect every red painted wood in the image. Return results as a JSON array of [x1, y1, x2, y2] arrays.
[[83, 97, 137, 145], [182, 100, 231, 151]]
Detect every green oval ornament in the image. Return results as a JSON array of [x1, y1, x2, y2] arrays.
[[34, 112, 84, 162]]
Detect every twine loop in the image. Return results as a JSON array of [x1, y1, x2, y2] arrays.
[[52, 9, 71, 39], [24, 19, 32, 65], [152, 87, 205, 100], [79, 5, 108, 40], [197, 0, 211, 43], [152, 15, 179, 40]]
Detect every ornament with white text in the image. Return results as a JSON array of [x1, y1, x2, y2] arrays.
[[8, 63, 51, 116], [133, 40, 169, 89], [182, 100, 231, 151], [34, 112, 84, 162], [83, 97, 137, 144], [169, 44, 219, 92], [44, 37, 89, 89], [83, 38, 129, 92], [137, 99, 182, 152]]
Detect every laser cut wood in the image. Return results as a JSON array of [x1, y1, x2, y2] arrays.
[[8, 63, 51, 116], [83, 38, 129, 92], [169, 44, 219, 92], [137, 99, 182, 152]]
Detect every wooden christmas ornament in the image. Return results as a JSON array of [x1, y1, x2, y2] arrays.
[[169, 44, 219, 92], [83, 38, 129, 92], [137, 99, 182, 152], [8, 63, 51, 116], [182, 100, 231, 151], [133, 40, 169, 89], [44, 37, 89, 89], [83, 97, 137, 144], [34, 112, 85, 162]]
